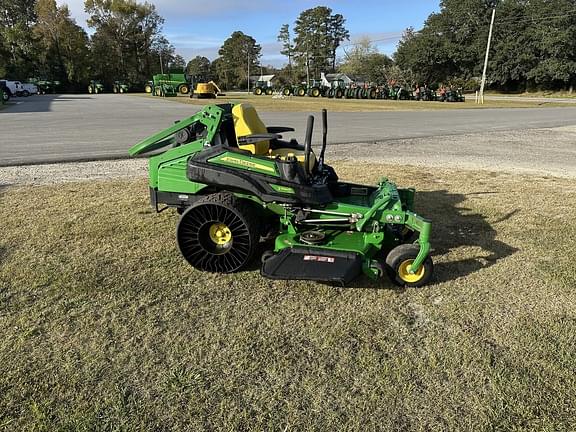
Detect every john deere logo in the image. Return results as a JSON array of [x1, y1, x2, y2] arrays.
[[219, 156, 275, 173]]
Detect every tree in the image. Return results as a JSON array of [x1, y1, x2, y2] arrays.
[[171, 54, 186, 70], [85, 0, 167, 83], [395, 0, 576, 91], [339, 37, 393, 83], [293, 6, 349, 80], [277, 23, 294, 79], [186, 56, 211, 82], [217, 31, 261, 89], [34, 0, 90, 84], [0, 0, 38, 78], [328, 13, 349, 71]]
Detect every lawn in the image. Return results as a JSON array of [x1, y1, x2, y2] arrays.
[[131, 92, 575, 112], [1, 163, 575, 430]]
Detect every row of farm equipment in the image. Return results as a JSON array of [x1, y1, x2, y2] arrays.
[[255, 79, 465, 102], [86, 73, 224, 99]]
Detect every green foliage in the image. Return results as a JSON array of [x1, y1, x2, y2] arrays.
[[339, 37, 393, 84], [186, 56, 211, 82], [85, 0, 170, 85], [216, 31, 261, 89], [0, 0, 38, 78], [395, 0, 576, 90], [293, 6, 349, 79], [34, 0, 90, 85], [277, 24, 293, 80]]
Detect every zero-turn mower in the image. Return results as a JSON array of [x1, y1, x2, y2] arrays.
[[129, 103, 434, 286]]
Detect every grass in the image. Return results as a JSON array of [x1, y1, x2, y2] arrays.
[[1, 163, 576, 430], [131, 92, 576, 112]]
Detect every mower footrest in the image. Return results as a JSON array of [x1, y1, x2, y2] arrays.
[[261, 247, 363, 285]]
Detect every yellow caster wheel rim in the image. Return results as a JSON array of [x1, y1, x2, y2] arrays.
[[398, 259, 426, 283], [209, 223, 232, 245]]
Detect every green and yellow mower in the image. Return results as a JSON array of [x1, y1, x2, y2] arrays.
[[129, 103, 434, 286]]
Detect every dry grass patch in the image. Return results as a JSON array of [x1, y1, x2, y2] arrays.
[[131, 92, 575, 112], [1, 164, 575, 430]]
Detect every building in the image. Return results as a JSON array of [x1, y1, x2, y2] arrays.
[[249, 74, 276, 87]]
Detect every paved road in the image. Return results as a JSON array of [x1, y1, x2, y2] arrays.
[[1, 94, 576, 166], [484, 95, 576, 104]]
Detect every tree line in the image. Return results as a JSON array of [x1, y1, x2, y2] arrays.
[[395, 0, 576, 91], [0, 0, 180, 90], [3, 0, 575, 92]]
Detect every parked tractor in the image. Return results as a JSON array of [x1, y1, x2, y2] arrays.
[[112, 81, 130, 94], [326, 80, 346, 99], [439, 88, 465, 102], [293, 83, 307, 97], [88, 80, 104, 94], [280, 85, 294, 96], [253, 81, 273, 96], [33, 79, 60, 94], [307, 80, 327, 97]]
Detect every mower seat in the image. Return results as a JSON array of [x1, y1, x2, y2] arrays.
[[232, 104, 270, 155], [231, 103, 316, 171]]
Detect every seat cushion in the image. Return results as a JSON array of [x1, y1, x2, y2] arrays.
[[232, 104, 270, 155]]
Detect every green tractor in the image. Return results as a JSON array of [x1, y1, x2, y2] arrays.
[[326, 80, 346, 99], [280, 85, 294, 96], [129, 103, 434, 286], [253, 81, 274, 96], [307, 79, 327, 97], [29, 78, 60, 94], [88, 80, 104, 94], [112, 81, 130, 94], [293, 83, 308, 97]]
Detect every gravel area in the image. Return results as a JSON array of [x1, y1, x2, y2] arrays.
[[1, 126, 575, 186], [331, 126, 576, 178], [0, 159, 148, 186]]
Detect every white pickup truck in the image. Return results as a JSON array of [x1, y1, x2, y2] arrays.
[[0, 80, 37, 96]]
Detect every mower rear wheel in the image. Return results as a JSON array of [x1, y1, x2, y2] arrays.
[[177, 193, 259, 273], [385, 244, 433, 287]]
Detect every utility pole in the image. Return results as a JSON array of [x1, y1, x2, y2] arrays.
[[479, 3, 496, 104], [247, 45, 250, 93]]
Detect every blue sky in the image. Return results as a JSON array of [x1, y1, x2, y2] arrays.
[[57, 0, 441, 66]]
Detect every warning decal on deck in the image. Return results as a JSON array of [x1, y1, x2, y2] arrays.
[[303, 255, 335, 263]]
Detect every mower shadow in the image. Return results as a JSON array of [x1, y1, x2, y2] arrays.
[[347, 188, 519, 290]]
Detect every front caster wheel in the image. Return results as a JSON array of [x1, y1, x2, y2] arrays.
[[177, 193, 259, 273], [385, 244, 433, 287]]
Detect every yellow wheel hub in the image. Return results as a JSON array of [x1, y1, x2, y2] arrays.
[[398, 259, 425, 283], [209, 223, 232, 245]]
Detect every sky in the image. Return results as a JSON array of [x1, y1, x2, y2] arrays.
[[56, 0, 441, 67]]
